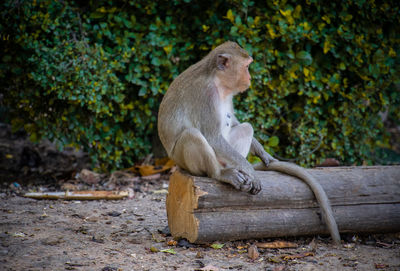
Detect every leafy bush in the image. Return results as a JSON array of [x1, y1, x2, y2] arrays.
[[1, 0, 399, 170]]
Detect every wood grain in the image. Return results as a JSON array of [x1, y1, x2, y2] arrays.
[[166, 166, 400, 243]]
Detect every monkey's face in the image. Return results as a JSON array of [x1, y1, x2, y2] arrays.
[[236, 56, 253, 92], [216, 53, 253, 94]]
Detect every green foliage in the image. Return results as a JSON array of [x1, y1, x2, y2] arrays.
[[1, 0, 399, 170]]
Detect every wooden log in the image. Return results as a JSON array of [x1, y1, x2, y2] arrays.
[[166, 166, 400, 243]]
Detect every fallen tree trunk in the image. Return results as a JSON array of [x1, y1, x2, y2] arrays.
[[166, 166, 400, 243]]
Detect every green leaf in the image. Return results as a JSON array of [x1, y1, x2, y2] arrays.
[[296, 51, 313, 65], [268, 136, 279, 147], [90, 12, 105, 19], [211, 243, 224, 249], [160, 248, 177, 254]]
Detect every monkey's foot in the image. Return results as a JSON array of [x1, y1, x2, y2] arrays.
[[219, 168, 261, 194]]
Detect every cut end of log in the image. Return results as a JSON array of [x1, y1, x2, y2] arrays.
[[166, 170, 207, 243]]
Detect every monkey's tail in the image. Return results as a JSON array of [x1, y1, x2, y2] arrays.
[[254, 161, 341, 245]]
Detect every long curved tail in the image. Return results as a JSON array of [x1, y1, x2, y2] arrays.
[[254, 161, 341, 245]]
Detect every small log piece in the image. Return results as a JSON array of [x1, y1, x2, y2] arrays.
[[166, 166, 400, 243]]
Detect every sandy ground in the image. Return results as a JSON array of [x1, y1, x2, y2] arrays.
[[0, 186, 399, 271]]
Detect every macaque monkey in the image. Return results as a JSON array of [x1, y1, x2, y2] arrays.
[[158, 41, 341, 245]]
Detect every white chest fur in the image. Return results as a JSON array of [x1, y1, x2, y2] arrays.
[[219, 98, 233, 140]]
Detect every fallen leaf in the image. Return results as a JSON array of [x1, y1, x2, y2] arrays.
[[268, 256, 283, 263], [211, 243, 224, 249], [155, 158, 175, 167], [167, 240, 177, 246], [12, 232, 26, 238], [256, 241, 298, 249], [248, 245, 259, 260], [375, 263, 389, 269], [150, 246, 159, 253], [282, 252, 314, 261], [160, 248, 177, 254], [196, 251, 204, 258], [137, 160, 175, 177]]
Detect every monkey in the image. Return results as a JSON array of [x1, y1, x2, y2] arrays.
[[158, 41, 341, 245]]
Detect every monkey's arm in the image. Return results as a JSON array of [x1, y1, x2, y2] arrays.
[[202, 111, 255, 173], [230, 115, 276, 166], [250, 137, 277, 166], [208, 133, 255, 173], [206, 131, 261, 194]]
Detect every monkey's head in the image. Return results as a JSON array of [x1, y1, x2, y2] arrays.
[[212, 41, 253, 93]]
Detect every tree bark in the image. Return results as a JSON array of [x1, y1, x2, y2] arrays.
[[166, 166, 400, 243]]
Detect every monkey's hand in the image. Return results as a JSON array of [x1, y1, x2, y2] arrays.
[[249, 177, 261, 195], [219, 168, 261, 195], [259, 151, 278, 167], [251, 138, 277, 167]]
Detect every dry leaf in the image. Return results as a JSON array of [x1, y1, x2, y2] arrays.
[[138, 165, 159, 176], [268, 256, 283, 263], [256, 241, 298, 249], [155, 158, 175, 167], [135, 158, 175, 176], [282, 252, 314, 261], [248, 245, 259, 260], [167, 240, 177, 246], [375, 263, 389, 269]]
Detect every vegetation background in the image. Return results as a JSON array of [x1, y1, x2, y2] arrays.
[[1, 0, 399, 171]]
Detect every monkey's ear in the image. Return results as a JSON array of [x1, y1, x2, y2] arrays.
[[217, 54, 231, 70]]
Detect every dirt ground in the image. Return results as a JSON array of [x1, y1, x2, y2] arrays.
[[1, 182, 399, 271], [0, 124, 399, 270]]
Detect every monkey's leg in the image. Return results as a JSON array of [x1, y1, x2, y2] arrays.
[[227, 123, 253, 158], [172, 128, 254, 193], [172, 128, 221, 176], [226, 123, 261, 194]]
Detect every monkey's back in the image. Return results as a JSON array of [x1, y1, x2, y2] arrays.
[[158, 59, 214, 156]]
